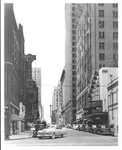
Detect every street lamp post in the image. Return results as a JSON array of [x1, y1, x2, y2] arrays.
[[50, 105, 52, 123]]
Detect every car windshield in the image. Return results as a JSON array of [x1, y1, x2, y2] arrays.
[[101, 125, 105, 128], [47, 125, 57, 129]]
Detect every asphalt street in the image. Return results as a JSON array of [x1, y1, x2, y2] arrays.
[[4, 129, 118, 146]]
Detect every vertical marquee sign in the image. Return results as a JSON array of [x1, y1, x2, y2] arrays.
[[25, 54, 36, 79], [24, 54, 36, 103]]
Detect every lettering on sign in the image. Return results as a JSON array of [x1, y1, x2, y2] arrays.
[[24, 54, 36, 63], [25, 78, 34, 88]]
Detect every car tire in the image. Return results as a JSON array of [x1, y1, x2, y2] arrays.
[[51, 132, 55, 139], [39, 137, 42, 139], [61, 135, 63, 138]]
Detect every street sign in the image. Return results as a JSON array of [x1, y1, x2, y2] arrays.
[[24, 54, 36, 63]]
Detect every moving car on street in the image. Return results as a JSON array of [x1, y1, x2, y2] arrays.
[[37, 124, 67, 139], [32, 118, 47, 137]]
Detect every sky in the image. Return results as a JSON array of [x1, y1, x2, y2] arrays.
[[3, 0, 66, 123]]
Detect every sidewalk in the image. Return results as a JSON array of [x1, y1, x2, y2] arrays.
[[5, 130, 33, 140]]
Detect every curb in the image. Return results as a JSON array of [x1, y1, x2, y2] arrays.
[[4, 132, 33, 140]]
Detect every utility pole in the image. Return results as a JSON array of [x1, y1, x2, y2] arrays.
[[110, 74, 114, 120]]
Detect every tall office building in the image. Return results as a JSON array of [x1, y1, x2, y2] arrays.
[[60, 69, 65, 125], [65, 3, 118, 124], [4, 3, 26, 138], [65, 4, 77, 124], [32, 68, 42, 118], [75, 3, 118, 123], [52, 84, 62, 124]]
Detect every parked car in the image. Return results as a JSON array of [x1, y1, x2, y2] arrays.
[[91, 125, 97, 133], [96, 125, 114, 136], [72, 124, 79, 130], [82, 124, 86, 132], [77, 124, 84, 131], [101, 124, 114, 136], [95, 125, 104, 135], [37, 124, 67, 139], [83, 124, 89, 132], [75, 125, 79, 130], [88, 125, 97, 133]]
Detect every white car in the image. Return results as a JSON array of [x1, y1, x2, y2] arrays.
[[37, 125, 67, 139]]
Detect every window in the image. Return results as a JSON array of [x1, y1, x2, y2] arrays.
[[113, 43, 118, 50], [72, 13, 75, 17], [116, 89, 118, 102], [99, 64, 105, 69], [72, 18, 75, 23], [103, 64, 105, 67], [113, 32, 118, 39], [73, 71, 76, 75], [113, 11, 118, 18], [99, 64, 102, 69], [99, 32, 105, 39], [99, 10, 104, 17], [99, 53, 105, 60], [104, 99, 106, 108], [72, 77, 76, 81], [72, 6, 75, 11], [72, 89, 75, 93], [113, 3, 118, 7], [72, 53, 76, 58], [99, 3, 104, 6], [99, 21, 104, 28], [72, 65, 76, 70], [72, 24, 75, 28], [72, 36, 76, 40], [99, 42, 105, 49], [72, 47, 76, 52], [113, 54, 118, 61], [113, 22, 118, 28], [72, 59, 75, 63], [72, 83, 76, 87], [108, 95, 110, 105], [102, 69, 107, 73], [72, 42, 76, 46], [72, 30, 76, 35]]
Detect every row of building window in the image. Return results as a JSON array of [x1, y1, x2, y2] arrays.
[[98, 32, 118, 39], [99, 53, 118, 61], [99, 42, 118, 50], [108, 89, 118, 105], [99, 63, 118, 69], [99, 10, 118, 18], [99, 21, 118, 28], [99, 3, 118, 7]]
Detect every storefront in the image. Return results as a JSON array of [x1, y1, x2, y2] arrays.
[[11, 114, 24, 134]]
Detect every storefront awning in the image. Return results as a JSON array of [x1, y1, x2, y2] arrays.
[[73, 119, 83, 124], [12, 114, 24, 121], [83, 112, 107, 119]]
